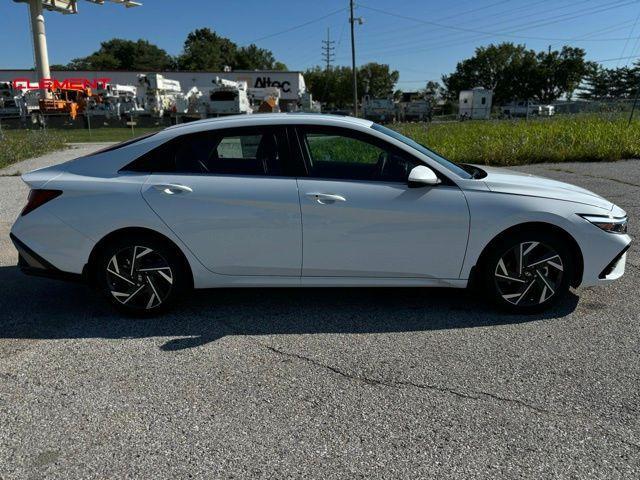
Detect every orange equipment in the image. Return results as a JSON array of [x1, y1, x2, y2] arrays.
[[38, 87, 91, 120]]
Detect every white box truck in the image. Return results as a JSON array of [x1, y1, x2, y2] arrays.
[[459, 87, 493, 120]]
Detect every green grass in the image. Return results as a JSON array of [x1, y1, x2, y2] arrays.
[[0, 129, 69, 169], [392, 114, 640, 166], [1, 115, 639, 171], [65, 127, 163, 143], [0, 127, 163, 170]]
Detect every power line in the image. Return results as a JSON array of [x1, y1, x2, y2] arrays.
[[358, 0, 593, 51], [249, 7, 347, 43], [549, 17, 639, 49], [342, 0, 640, 61], [358, 0, 515, 40], [355, 0, 640, 44], [358, 0, 555, 44], [593, 54, 640, 62], [616, 6, 640, 66], [348, 1, 592, 58]]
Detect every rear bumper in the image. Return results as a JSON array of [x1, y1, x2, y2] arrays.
[[10, 233, 83, 283]]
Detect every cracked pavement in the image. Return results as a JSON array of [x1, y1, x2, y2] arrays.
[[0, 147, 638, 479]]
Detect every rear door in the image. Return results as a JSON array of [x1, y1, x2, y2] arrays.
[[293, 126, 469, 279], [139, 126, 302, 276]]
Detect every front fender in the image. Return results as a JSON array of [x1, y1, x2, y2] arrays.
[[460, 191, 614, 282]]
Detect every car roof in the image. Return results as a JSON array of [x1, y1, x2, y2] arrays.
[[160, 113, 374, 137]]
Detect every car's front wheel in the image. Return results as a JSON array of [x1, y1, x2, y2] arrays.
[[481, 231, 573, 313], [95, 234, 190, 316]]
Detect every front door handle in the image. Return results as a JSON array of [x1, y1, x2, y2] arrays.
[[152, 184, 193, 195], [305, 192, 346, 204]]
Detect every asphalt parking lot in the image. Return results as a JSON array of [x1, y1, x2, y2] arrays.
[[0, 146, 638, 479]]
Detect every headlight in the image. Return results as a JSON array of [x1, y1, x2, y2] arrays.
[[579, 214, 628, 234]]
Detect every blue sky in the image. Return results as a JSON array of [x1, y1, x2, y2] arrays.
[[2, 0, 640, 89]]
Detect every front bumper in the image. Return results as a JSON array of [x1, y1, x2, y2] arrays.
[[598, 244, 630, 281]]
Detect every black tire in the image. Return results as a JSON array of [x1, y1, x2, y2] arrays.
[[479, 230, 574, 313], [95, 233, 190, 316]]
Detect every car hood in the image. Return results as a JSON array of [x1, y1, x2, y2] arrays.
[[477, 165, 613, 210]]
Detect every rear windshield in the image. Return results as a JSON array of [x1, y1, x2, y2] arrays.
[[371, 124, 472, 179], [86, 132, 158, 156]]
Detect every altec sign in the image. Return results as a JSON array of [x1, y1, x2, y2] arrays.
[[12, 77, 111, 91]]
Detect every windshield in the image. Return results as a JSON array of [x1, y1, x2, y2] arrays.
[[371, 123, 473, 179]]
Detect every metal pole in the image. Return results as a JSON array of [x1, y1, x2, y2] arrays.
[[628, 86, 640, 126], [349, 0, 358, 117], [28, 0, 51, 98]]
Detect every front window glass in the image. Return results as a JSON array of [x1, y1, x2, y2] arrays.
[[371, 124, 472, 179], [301, 130, 416, 182]]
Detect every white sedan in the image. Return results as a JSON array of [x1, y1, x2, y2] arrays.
[[11, 114, 630, 315]]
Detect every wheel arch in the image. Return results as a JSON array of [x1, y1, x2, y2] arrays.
[[470, 222, 584, 288], [84, 226, 194, 288]]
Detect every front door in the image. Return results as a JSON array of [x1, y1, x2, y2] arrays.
[[295, 127, 469, 279], [142, 126, 302, 276]]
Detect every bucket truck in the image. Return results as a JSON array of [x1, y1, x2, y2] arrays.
[[202, 77, 252, 116], [136, 74, 182, 117]]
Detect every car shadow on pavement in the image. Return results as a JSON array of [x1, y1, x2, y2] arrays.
[[0, 266, 579, 351]]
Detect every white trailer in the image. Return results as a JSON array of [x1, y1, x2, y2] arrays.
[[459, 87, 492, 120]]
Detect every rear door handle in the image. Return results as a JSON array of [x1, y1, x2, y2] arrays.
[[305, 192, 346, 204], [152, 184, 193, 195]]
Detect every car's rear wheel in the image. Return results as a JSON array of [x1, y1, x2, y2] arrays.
[[480, 231, 573, 313], [96, 234, 189, 316]]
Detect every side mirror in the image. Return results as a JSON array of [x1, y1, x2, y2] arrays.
[[408, 165, 440, 187]]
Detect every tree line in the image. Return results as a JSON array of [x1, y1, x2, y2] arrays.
[[305, 43, 638, 109], [50, 30, 639, 106], [441, 43, 639, 105], [51, 28, 287, 72], [579, 65, 640, 100]]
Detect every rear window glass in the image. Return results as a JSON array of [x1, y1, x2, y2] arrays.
[[121, 128, 287, 176]]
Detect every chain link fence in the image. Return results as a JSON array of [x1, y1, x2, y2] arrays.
[[0, 98, 638, 141]]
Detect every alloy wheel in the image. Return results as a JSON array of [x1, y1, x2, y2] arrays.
[[106, 245, 174, 310], [494, 241, 564, 307]]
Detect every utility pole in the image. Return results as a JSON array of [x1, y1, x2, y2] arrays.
[[321, 28, 335, 71], [349, 0, 358, 116], [14, 0, 142, 101], [28, 0, 51, 98]]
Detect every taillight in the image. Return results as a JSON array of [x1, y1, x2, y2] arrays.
[[21, 189, 62, 216]]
